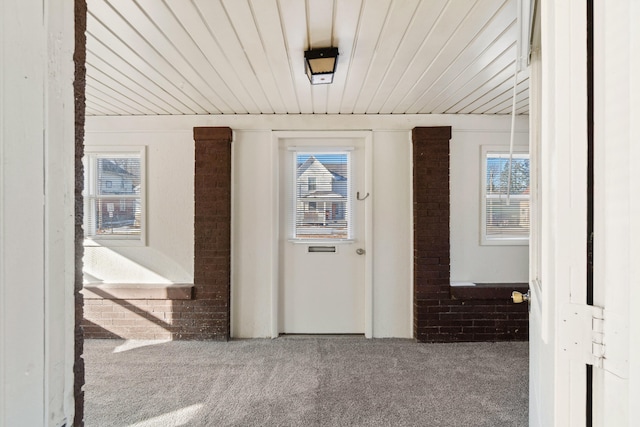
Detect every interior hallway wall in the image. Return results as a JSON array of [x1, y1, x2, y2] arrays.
[[84, 114, 528, 339]]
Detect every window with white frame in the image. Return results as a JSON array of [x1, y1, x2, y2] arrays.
[[83, 146, 145, 244], [481, 147, 530, 245]]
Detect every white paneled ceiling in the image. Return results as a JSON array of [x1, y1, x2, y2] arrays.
[[85, 0, 529, 116]]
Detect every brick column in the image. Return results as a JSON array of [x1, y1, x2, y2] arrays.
[[413, 127, 528, 342], [74, 0, 87, 424], [192, 127, 232, 340], [413, 127, 452, 342]]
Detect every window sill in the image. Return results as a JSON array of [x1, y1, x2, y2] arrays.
[[450, 282, 528, 300], [82, 283, 193, 300]]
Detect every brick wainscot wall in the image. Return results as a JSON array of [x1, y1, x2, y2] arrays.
[[82, 127, 232, 341], [413, 127, 528, 342]]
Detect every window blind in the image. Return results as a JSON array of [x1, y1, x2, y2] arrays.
[[485, 152, 530, 240], [292, 152, 351, 240]]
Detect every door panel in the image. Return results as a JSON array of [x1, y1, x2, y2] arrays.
[[278, 135, 366, 334]]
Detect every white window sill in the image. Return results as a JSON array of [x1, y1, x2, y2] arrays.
[[82, 283, 193, 300]]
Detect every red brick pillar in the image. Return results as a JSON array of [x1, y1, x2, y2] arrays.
[[193, 127, 232, 340], [413, 127, 452, 342]]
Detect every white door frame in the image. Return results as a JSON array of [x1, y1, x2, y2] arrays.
[[270, 130, 373, 338]]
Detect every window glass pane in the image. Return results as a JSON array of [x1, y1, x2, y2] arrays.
[[97, 157, 140, 195], [84, 151, 144, 241], [485, 153, 530, 240], [294, 153, 350, 239], [90, 198, 141, 236]]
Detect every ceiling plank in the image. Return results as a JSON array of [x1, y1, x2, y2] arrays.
[[278, 0, 314, 113], [86, 62, 173, 115], [433, 41, 518, 113], [416, 5, 517, 113], [379, 0, 479, 113], [402, 0, 509, 114], [163, 0, 261, 114], [351, 0, 420, 114], [325, 0, 363, 113], [338, 0, 392, 114], [86, 7, 207, 114], [86, 48, 185, 115], [86, 86, 143, 115], [365, 0, 449, 113], [222, 0, 287, 113], [193, 0, 276, 113], [250, 0, 301, 113], [98, 0, 232, 113], [475, 79, 529, 114]]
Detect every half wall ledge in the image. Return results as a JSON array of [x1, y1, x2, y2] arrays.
[[81, 283, 194, 300]]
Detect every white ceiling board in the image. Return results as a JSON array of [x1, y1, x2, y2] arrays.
[[278, 0, 314, 113], [86, 70, 158, 115], [338, 0, 391, 114], [379, 0, 479, 113], [363, 0, 449, 113], [223, 0, 288, 113], [251, 0, 301, 113], [415, 2, 517, 113], [351, 0, 420, 114], [401, 0, 508, 114], [85, 0, 529, 116], [325, 0, 363, 114], [86, 12, 204, 114]]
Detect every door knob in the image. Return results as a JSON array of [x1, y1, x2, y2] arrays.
[[511, 290, 530, 304], [356, 248, 365, 255]]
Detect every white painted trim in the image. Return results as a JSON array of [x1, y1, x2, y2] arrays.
[[408, 133, 415, 339], [363, 132, 373, 338], [86, 114, 529, 133], [229, 131, 236, 338], [270, 131, 279, 338]]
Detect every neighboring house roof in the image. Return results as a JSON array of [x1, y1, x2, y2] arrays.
[[100, 159, 134, 177], [296, 156, 347, 180]]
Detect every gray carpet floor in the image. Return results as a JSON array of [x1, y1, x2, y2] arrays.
[[84, 337, 528, 427]]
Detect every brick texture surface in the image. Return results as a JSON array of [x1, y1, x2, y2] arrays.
[[74, 0, 87, 424], [82, 127, 232, 341], [412, 127, 528, 342]]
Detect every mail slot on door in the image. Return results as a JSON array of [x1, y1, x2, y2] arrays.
[[308, 246, 336, 253]]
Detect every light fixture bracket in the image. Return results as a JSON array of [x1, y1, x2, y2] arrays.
[[304, 47, 339, 85]]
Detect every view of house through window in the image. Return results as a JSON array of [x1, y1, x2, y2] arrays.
[[83, 148, 144, 240], [483, 151, 530, 243], [294, 152, 350, 239]]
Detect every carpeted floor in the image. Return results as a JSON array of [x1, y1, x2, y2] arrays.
[[83, 337, 528, 427]]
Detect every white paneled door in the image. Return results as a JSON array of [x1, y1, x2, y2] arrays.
[[277, 132, 370, 334]]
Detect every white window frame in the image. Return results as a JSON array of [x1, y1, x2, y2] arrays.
[[83, 145, 146, 246], [480, 145, 530, 246]]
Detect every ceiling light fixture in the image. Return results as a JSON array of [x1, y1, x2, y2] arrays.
[[304, 47, 339, 85]]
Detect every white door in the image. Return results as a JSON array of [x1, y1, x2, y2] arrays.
[[277, 132, 370, 334]]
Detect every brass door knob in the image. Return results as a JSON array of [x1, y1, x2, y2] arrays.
[[511, 290, 530, 304]]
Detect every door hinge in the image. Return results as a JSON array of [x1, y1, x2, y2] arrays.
[[560, 303, 604, 368]]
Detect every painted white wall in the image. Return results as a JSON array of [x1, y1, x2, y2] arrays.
[[0, 0, 76, 425], [83, 130, 194, 285], [231, 130, 276, 338], [85, 114, 529, 338], [450, 129, 530, 283]]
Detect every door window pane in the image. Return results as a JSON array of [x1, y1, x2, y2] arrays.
[[294, 152, 350, 239]]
